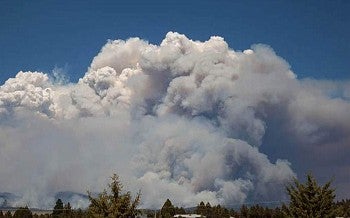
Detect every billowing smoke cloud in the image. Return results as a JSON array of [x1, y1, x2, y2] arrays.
[[0, 32, 349, 209]]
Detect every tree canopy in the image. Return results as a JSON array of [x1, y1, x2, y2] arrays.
[[87, 173, 141, 218], [52, 199, 64, 217], [284, 173, 337, 217], [160, 199, 175, 218]]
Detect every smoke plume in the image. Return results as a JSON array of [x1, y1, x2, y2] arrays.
[[0, 32, 349, 208]]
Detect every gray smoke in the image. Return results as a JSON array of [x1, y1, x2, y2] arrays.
[[0, 32, 349, 209]]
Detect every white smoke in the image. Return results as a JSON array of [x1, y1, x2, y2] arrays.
[[0, 32, 349, 209]]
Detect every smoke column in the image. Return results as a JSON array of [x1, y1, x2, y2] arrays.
[[0, 32, 349, 208]]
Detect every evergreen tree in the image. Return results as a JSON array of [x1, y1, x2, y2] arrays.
[[175, 207, 186, 215], [74, 208, 86, 218], [335, 199, 350, 217], [88, 173, 141, 218], [211, 204, 230, 218], [160, 199, 175, 218], [195, 201, 206, 216], [205, 202, 212, 217], [52, 199, 64, 217], [272, 207, 287, 218], [264, 206, 273, 217], [284, 173, 337, 218], [229, 208, 239, 218], [249, 204, 262, 218], [63, 202, 72, 217], [240, 204, 249, 218]]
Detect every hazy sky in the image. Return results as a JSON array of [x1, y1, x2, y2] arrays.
[[1, 1, 349, 83]]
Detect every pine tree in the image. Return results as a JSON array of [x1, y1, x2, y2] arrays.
[[240, 204, 249, 218], [335, 199, 350, 217], [195, 201, 206, 216], [284, 173, 337, 217], [63, 202, 72, 217], [205, 202, 212, 217], [160, 199, 175, 218], [272, 207, 286, 218], [229, 208, 239, 218], [52, 199, 64, 217], [88, 173, 141, 218], [175, 206, 186, 215]]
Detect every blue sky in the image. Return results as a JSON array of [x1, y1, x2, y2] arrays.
[[0, 0, 349, 84]]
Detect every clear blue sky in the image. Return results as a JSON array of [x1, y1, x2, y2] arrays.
[[1, 0, 349, 84]]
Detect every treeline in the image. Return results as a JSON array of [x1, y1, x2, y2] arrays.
[[147, 198, 350, 218], [1, 199, 350, 218], [0, 205, 87, 218], [1, 173, 350, 217]]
